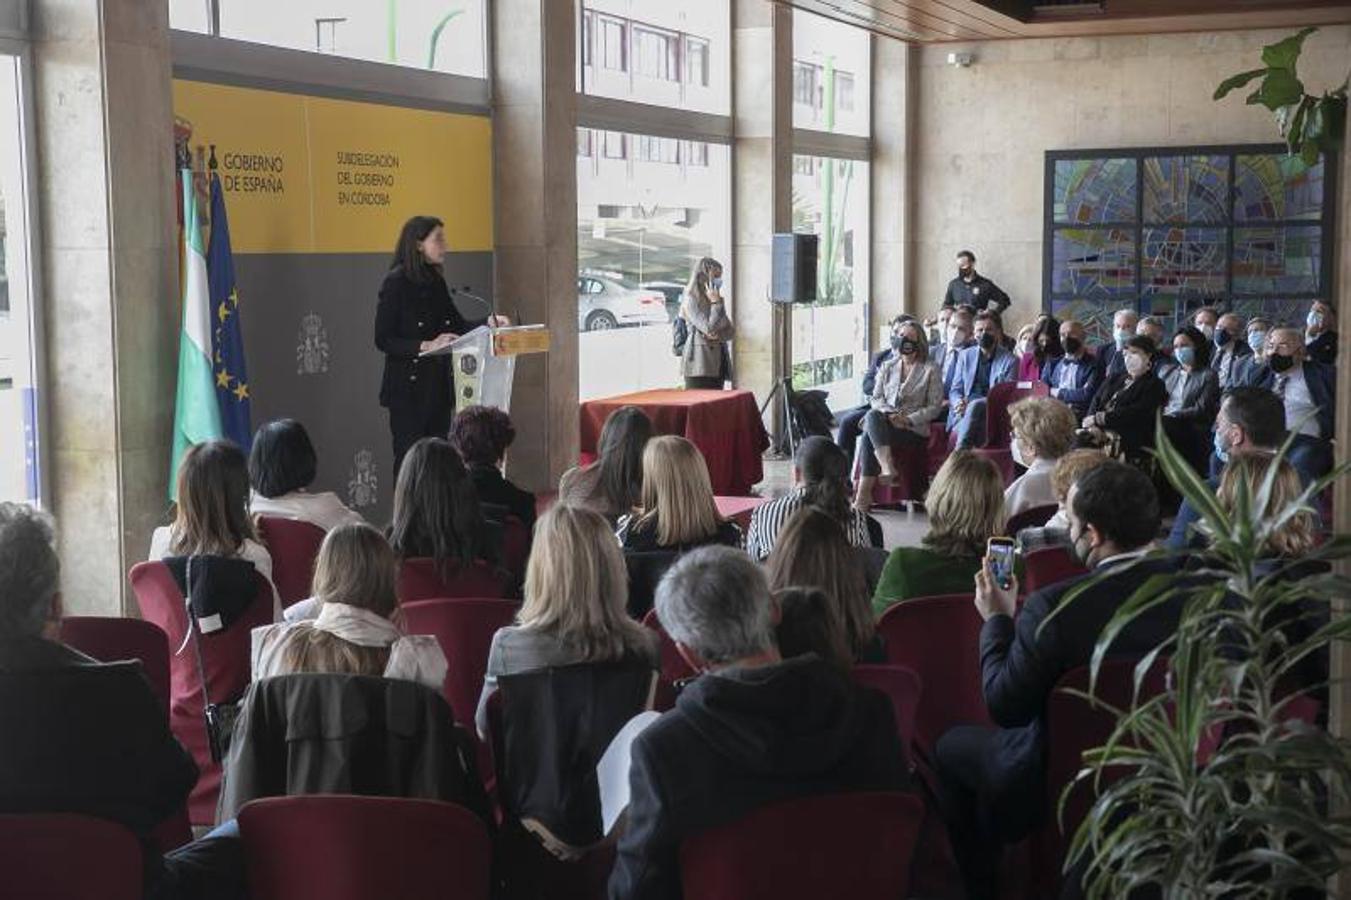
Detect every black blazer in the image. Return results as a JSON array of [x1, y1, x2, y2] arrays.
[[1305, 330, 1337, 366], [1086, 370, 1167, 456], [1249, 359, 1336, 440], [469, 464, 537, 530], [374, 265, 478, 409]]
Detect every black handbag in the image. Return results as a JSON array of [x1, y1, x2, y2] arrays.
[[182, 556, 245, 764]]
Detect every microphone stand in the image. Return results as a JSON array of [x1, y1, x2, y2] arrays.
[[450, 285, 499, 328]]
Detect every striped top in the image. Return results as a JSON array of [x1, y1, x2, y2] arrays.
[[745, 486, 875, 561]]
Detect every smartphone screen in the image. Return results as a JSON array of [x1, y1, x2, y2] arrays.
[[988, 537, 1016, 590]]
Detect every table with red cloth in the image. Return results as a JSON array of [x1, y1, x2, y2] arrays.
[[579, 389, 770, 496]]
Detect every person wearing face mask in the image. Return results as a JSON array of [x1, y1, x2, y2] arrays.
[[940, 309, 976, 395], [680, 256, 735, 389], [1135, 316, 1175, 376], [1249, 327, 1336, 484], [948, 311, 1017, 449], [1303, 299, 1337, 366], [1095, 308, 1140, 380], [1191, 306, 1219, 343], [836, 316, 913, 462], [1027, 315, 1063, 381], [943, 250, 1010, 313], [1003, 397, 1076, 519], [1210, 311, 1251, 390], [1014, 324, 1038, 381], [1161, 326, 1221, 475], [936, 461, 1194, 899], [926, 306, 953, 358], [1042, 319, 1100, 420], [854, 321, 945, 511], [1166, 387, 1286, 551], [1235, 315, 1272, 386], [1082, 335, 1168, 463]]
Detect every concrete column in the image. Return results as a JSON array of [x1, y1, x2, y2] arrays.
[[490, 0, 578, 492], [732, 0, 791, 437], [30, 0, 178, 615], [870, 36, 911, 335]]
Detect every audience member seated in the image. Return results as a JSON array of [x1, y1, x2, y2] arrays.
[[925, 305, 954, 359], [1211, 311, 1251, 391], [152, 440, 280, 617], [608, 546, 909, 900], [1015, 449, 1107, 554], [853, 320, 945, 510], [1042, 319, 1100, 420], [248, 419, 364, 532], [837, 316, 909, 462], [1249, 327, 1335, 485], [935, 462, 1188, 898], [1136, 316, 1173, 374], [1304, 299, 1337, 366], [746, 436, 878, 560], [773, 586, 852, 672], [1004, 397, 1077, 519], [0, 502, 244, 900], [948, 310, 1017, 449], [617, 436, 741, 552], [1162, 325, 1221, 474], [387, 436, 503, 584], [475, 504, 658, 736], [1236, 315, 1272, 386], [1096, 307, 1140, 380], [1081, 335, 1168, 464], [1025, 315, 1063, 383], [1166, 386, 1285, 550], [559, 406, 653, 525], [252, 523, 447, 691], [873, 451, 1004, 615], [450, 404, 537, 530], [1014, 323, 1036, 382], [938, 306, 976, 394], [766, 508, 882, 664]]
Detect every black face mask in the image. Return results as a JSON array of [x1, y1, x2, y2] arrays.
[[890, 335, 905, 352], [1063, 336, 1082, 355], [1269, 353, 1295, 373], [899, 338, 918, 355], [978, 333, 996, 351]]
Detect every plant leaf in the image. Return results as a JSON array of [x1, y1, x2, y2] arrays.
[[1214, 67, 1269, 100], [1253, 69, 1306, 111], [1260, 26, 1317, 72]]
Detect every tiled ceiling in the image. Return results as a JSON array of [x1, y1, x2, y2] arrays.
[[779, 0, 1351, 42]]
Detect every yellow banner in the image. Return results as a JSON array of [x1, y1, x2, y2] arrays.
[[172, 79, 493, 254]]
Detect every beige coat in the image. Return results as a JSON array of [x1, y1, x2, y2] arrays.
[[869, 357, 944, 438], [681, 291, 735, 379]]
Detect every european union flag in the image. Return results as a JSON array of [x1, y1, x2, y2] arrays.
[[207, 172, 252, 451]]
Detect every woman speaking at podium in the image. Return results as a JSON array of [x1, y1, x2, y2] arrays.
[[375, 215, 507, 476]]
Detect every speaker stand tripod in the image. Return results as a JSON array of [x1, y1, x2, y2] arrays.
[[759, 374, 798, 459]]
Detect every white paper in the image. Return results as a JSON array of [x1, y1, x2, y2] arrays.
[[598, 710, 661, 836]]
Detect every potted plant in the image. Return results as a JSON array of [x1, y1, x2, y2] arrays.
[[1059, 424, 1351, 897]]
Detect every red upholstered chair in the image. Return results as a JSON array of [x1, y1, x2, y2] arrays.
[[851, 664, 922, 768], [1005, 503, 1060, 535], [57, 616, 192, 852], [399, 598, 520, 729], [500, 516, 531, 583], [238, 795, 492, 900], [641, 607, 696, 711], [876, 594, 991, 757], [975, 381, 1049, 485], [254, 516, 325, 609], [130, 561, 273, 825], [398, 558, 512, 603], [1022, 546, 1089, 596], [0, 813, 143, 900], [863, 422, 947, 508], [679, 792, 925, 900]]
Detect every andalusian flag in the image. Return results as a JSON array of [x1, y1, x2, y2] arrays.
[[169, 169, 223, 500]]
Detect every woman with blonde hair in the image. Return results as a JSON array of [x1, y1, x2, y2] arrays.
[[251, 523, 447, 690], [767, 508, 882, 663], [680, 256, 735, 389], [1216, 452, 1318, 560], [475, 504, 659, 736], [873, 451, 1005, 615], [617, 436, 741, 552], [1004, 396, 1078, 519]]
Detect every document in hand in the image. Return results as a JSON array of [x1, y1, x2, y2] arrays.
[[597, 709, 662, 836]]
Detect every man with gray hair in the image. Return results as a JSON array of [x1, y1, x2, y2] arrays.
[[609, 545, 908, 900]]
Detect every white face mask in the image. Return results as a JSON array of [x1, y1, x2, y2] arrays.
[[1010, 435, 1029, 468], [1124, 353, 1148, 378]]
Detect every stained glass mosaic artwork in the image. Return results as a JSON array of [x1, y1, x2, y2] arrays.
[[1142, 156, 1228, 224], [1051, 228, 1137, 297], [1050, 298, 1115, 345], [1232, 226, 1321, 295], [1140, 226, 1226, 296], [1228, 298, 1309, 329], [1053, 158, 1137, 224], [1234, 154, 1323, 222]]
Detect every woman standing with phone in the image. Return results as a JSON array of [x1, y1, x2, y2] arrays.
[[374, 215, 507, 477], [680, 257, 734, 390]]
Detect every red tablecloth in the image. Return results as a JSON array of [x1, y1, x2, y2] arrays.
[[715, 496, 767, 533], [580, 389, 769, 496]]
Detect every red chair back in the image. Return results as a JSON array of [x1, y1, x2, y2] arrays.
[[641, 607, 696, 710], [500, 516, 531, 582], [0, 813, 143, 900], [254, 517, 326, 609], [130, 560, 273, 825], [1022, 546, 1089, 596], [398, 558, 511, 603], [980, 380, 1050, 450], [851, 664, 922, 767], [1005, 503, 1061, 535], [876, 594, 991, 755], [399, 598, 520, 728], [239, 795, 491, 900], [680, 792, 925, 900]]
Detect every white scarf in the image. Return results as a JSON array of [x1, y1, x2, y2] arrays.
[[310, 602, 402, 648]]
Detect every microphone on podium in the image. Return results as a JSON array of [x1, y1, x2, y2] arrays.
[[450, 284, 499, 325]]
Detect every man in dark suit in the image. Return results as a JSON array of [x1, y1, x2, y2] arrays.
[[1042, 319, 1100, 420], [837, 315, 910, 461], [1092, 307, 1139, 381], [609, 546, 908, 900], [0, 502, 244, 900], [1211, 311, 1252, 390], [1248, 327, 1336, 485], [934, 463, 1188, 899], [948, 310, 1018, 448]]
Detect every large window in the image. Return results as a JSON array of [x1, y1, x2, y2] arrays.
[[1045, 146, 1334, 343], [169, 0, 488, 78], [793, 10, 870, 138]]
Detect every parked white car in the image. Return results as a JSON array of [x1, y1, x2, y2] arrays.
[[577, 275, 669, 332]]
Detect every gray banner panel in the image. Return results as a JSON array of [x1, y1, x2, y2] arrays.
[[237, 250, 494, 525]]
